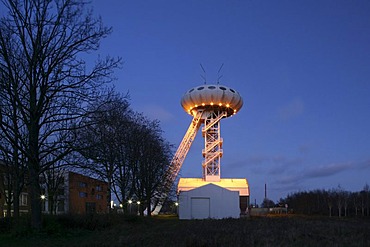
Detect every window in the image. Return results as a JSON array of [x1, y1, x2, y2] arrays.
[[4, 190, 13, 205], [96, 185, 103, 192], [79, 192, 87, 198], [79, 182, 87, 188], [20, 193, 28, 206], [96, 194, 103, 200]]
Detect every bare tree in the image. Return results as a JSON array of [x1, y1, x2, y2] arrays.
[[0, 0, 120, 229], [335, 185, 343, 217], [76, 103, 172, 216], [364, 183, 369, 217], [130, 117, 172, 216], [75, 93, 130, 212], [0, 70, 28, 218], [40, 162, 66, 215]]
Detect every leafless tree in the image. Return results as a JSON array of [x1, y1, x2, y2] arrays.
[[0, 0, 120, 229], [363, 183, 369, 216], [40, 162, 66, 215], [0, 71, 28, 218], [130, 116, 172, 216], [335, 185, 343, 217], [75, 93, 130, 212]]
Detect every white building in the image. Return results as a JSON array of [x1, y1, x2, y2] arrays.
[[178, 178, 249, 219]]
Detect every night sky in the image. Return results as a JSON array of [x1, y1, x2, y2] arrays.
[[2, 1, 369, 205], [90, 0, 370, 204]]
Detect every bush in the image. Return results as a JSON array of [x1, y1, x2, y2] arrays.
[[0, 217, 12, 233]]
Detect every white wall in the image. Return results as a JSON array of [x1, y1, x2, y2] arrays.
[[178, 183, 240, 219]]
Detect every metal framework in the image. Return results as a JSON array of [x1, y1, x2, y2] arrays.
[[152, 110, 203, 215], [202, 111, 227, 181], [152, 109, 229, 214]]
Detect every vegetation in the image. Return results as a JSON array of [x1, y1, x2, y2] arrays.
[[0, 0, 120, 229], [279, 185, 370, 217], [75, 94, 173, 216], [0, 0, 172, 230], [0, 214, 369, 247]]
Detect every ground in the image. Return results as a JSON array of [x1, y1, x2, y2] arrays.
[[0, 214, 369, 247]]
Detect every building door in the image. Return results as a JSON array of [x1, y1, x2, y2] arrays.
[[191, 197, 210, 219]]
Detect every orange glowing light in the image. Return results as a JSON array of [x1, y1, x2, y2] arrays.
[[202, 103, 205, 106], [226, 104, 230, 107], [210, 102, 214, 105], [218, 103, 222, 106]]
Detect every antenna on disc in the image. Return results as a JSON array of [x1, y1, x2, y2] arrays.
[[217, 63, 224, 84], [200, 63, 207, 84]]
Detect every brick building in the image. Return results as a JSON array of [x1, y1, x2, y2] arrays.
[[64, 172, 109, 214], [0, 170, 109, 216]]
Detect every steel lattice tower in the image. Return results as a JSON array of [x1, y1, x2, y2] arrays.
[[152, 84, 243, 215]]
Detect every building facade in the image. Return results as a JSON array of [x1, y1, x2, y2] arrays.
[[0, 170, 109, 217], [64, 172, 109, 214]]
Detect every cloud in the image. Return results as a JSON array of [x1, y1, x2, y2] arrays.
[[275, 160, 370, 185], [137, 104, 174, 123], [358, 159, 370, 169], [278, 98, 304, 121], [306, 162, 353, 178], [228, 154, 303, 175]]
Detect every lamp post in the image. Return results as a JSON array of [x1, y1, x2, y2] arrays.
[[137, 201, 141, 215], [175, 202, 179, 215], [40, 195, 46, 213], [128, 200, 132, 214]]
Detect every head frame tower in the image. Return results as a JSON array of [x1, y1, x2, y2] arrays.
[[153, 84, 244, 215]]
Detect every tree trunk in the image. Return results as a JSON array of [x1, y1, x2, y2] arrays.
[[107, 179, 112, 213], [146, 195, 151, 217], [13, 180, 20, 219], [29, 168, 42, 230], [6, 188, 12, 217]]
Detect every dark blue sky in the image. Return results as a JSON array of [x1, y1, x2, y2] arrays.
[[90, 0, 370, 204], [2, 1, 368, 204]]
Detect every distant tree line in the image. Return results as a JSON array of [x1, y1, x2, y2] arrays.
[[278, 184, 370, 217], [0, 0, 172, 230]]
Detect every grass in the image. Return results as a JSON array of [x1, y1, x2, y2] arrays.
[[0, 214, 369, 247]]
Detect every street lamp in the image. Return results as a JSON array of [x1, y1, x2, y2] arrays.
[[40, 195, 46, 212], [137, 201, 141, 215], [128, 199, 132, 214], [175, 202, 179, 215]]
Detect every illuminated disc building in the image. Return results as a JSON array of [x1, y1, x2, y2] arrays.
[[153, 84, 249, 219]]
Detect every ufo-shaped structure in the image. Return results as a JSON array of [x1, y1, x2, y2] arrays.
[[153, 83, 249, 218], [181, 84, 243, 118]]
